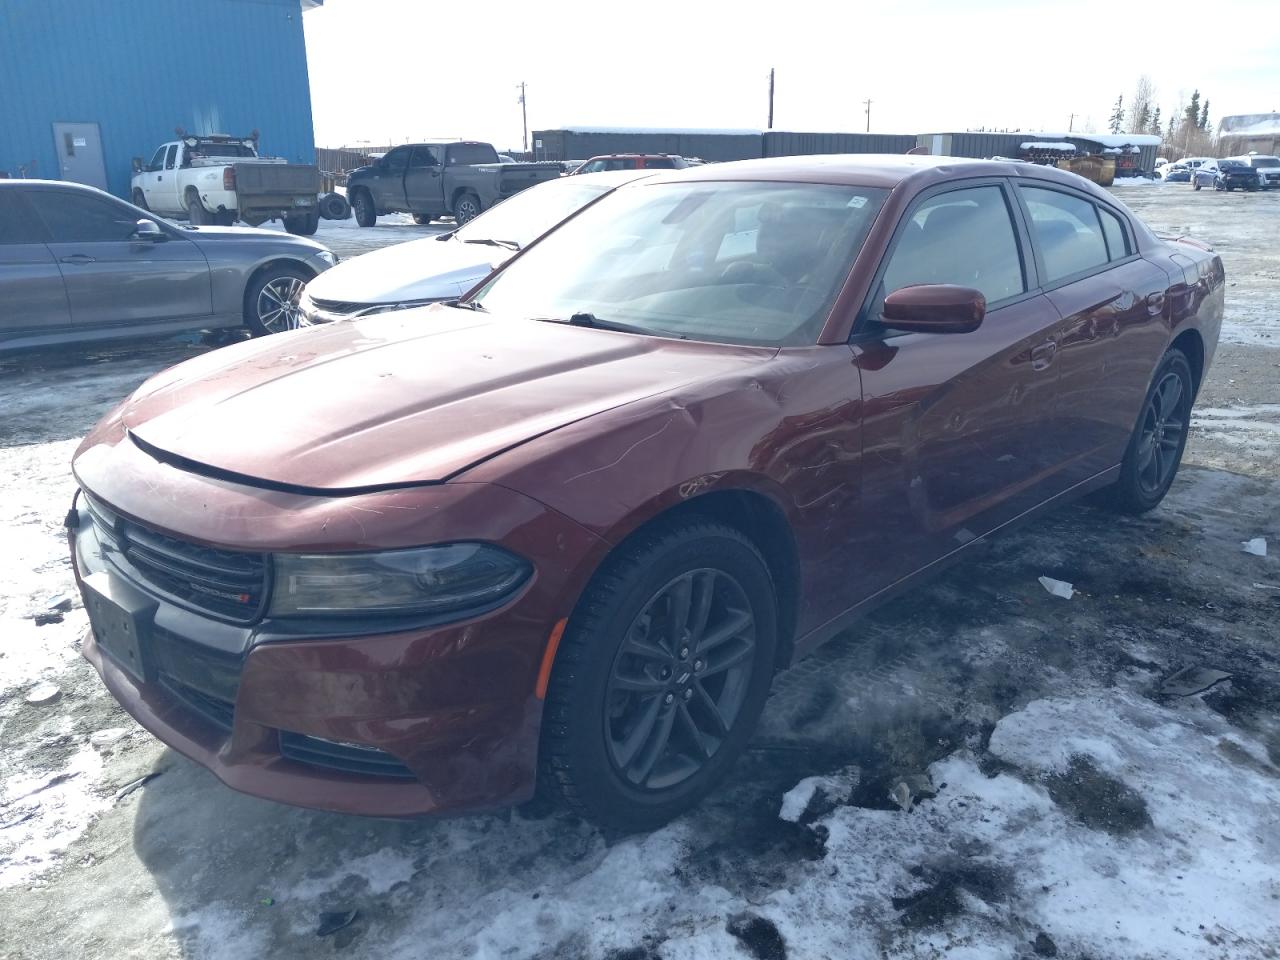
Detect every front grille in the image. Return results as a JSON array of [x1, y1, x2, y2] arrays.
[[308, 297, 369, 316], [160, 675, 236, 732], [86, 495, 268, 623], [279, 732, 417, 780]]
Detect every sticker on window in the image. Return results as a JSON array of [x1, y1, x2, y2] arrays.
[[847, 196, 868, 208]]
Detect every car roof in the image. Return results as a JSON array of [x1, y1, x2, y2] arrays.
[[563, 169, 661, 187], [638, 153, 1094, 191], [0, 178, 104, 194], [584, 154, 678, 160]]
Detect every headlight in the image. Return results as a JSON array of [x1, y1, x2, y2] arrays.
[[315, 250, 337, 266], [269, 543, 531, 618]]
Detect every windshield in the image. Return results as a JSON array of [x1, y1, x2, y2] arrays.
[[454, 178, 612, 248], [473, 181, 888, 347], [1252, 156, 1280, 168]]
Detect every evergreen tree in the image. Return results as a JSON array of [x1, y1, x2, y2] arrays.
[[1133, 103, 1151, 134], [1184, 90, 1201, 129], [1149, 106, 1162, 137], [1199, 99, 1210, 131], [1109, 94, 1125, 135]]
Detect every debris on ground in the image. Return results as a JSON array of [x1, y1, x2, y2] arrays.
[[111, 770, 166, 803], [888, 773, 936, 812], [316, 910, 359, 938], [1161, 666, 1233, 697], [1038, 576, 1075, 599], [24, 682, 61, 705], [725, 912, 787, 960], [1241, 537, 1268, 556], [1033, 931, 1059, 957]]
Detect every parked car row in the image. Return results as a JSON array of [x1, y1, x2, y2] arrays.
[[62, 155, 1224, 831], [1157, 153, 1280, 191]]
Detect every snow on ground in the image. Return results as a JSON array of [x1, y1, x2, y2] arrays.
[[1, 179, 1279, 960]]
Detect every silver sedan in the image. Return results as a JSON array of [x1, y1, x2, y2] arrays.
[[0, 179, 336, 352]]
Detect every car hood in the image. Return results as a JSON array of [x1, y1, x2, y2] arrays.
[[304, 235, 499, 305], [122, 307, 770, 492], [181, 224, 324, 250]]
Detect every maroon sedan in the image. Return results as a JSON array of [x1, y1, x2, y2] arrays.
[[70, 156, 1223, 830]]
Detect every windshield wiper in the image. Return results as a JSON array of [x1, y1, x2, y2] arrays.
[[462, 237, 521, 251], [532, 313, 650, 336], [445, 299, 487, 312]]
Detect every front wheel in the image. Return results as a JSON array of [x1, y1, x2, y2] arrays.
[[1096, 350, 1194, 514], [352, 189, 377, 227], [453, 191, 482, 224], [132, 189, 149, 211], [1193, 180, 1202, 191], [412, 213, 433, 225], [538, 519, 778, 832], [244, 265, 311, 336]]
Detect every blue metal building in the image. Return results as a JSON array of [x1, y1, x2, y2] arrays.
[[0, 0, 320, 198]]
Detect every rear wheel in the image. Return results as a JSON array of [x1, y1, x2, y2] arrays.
[[453, 191, 482, 224], [214, 210, 236, 226], [284, 211, 320, 236], [538, 519, 778, 832], [1096, 350, 1194, 514], [186, 193, 209, 224], [412, 213, 433, 225], [352, 189, 377, 227], [244, 265, 311, 336]]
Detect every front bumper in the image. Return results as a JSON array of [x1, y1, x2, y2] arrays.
[[68, 475, 604, 817]]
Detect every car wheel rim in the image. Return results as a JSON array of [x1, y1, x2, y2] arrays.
[[459, 200, 477, 221], [1136, 371, 1186, 494], [257, 276, 307, 333], [604, 568, 756, 791]]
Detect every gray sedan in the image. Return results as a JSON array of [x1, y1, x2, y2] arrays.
[[0, 179, 336, 352]]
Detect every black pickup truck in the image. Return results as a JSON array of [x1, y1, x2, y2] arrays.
[[346, 141, 562, 226]]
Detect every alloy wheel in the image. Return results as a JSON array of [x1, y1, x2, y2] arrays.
[[604, 568, 756, 790], [1136, 371, 1186, 494], [256, 276, 308, 333]]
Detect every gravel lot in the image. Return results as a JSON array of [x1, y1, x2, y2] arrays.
[[1, 185, 1277, 960]]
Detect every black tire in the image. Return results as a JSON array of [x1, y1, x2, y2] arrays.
[[187, 193, 209, 225], [1193, 180, 1202, 191], [351, 189, 376, 227], [453, 191, 482, 224], [1096, 350, 1194, 515], [318, 192, 350, 220], [284, 211, 320, 236], [539, 518, 778, 832], [214, 210, 236, 226], [131, 189, 149, 211], [243, 264, 311, 336], [412, 213, 433, 225]]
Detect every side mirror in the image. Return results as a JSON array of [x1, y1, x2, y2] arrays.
[[881, 284, 985, 334], [131, 156, 144, 173], [131, 219, 165, 241]]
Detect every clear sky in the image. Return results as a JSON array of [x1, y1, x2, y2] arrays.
[[302, 0, 1280, 150]]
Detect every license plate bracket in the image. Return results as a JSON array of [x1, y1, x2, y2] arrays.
[[83, 572, 157, 682]]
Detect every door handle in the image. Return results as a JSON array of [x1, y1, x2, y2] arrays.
[[157, 175, 162, 181], [1030, 339, 1057, 371], [59, 254, 96, 265]]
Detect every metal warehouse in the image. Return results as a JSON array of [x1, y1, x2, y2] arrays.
[[532, 128, 917, 163], [0, 0, 320, 199]]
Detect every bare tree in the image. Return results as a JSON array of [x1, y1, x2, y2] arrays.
[[1129, 75, 1156, 134]]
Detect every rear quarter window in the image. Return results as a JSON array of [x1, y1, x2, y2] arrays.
[[1021, 187, 1110, 283]]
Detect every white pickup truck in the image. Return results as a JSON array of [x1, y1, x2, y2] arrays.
[[130, 133, 322, 235]]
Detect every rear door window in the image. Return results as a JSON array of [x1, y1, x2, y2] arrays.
[[1020, 187, 1110, 283], [447, 143, 500, 165], [880, 185, 1026, 306], [643, 157, 678, 169]]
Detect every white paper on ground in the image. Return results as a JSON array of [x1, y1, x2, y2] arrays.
[[1038, 576, 1075, 599], [1241, 538, 1268, 556]]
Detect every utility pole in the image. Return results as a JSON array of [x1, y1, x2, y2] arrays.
[[518, 82, 528, 155], [863, 98, 872, 133], [1069, 113, 1075, 132], [767, 68, 775, 129]]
